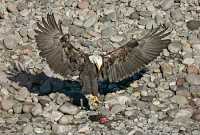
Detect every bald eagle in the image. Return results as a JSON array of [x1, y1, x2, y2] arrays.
[[35, 13, 171, 96]]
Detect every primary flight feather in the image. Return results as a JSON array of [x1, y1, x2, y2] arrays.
[[35, 13, 171, 96]]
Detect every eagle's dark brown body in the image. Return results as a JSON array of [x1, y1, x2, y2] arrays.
[[35, 13, 171, 96]]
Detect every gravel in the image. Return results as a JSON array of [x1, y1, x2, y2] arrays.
[[0, 0, 200, 134]]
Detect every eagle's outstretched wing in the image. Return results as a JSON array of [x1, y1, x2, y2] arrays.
[[35, 13, 86, 77], [102, 26, 171, 82]]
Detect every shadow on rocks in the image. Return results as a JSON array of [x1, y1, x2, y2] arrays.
[[6, 63, 147, 110]]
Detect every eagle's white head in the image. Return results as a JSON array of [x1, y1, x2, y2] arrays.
[[89, 55, 103, 71]]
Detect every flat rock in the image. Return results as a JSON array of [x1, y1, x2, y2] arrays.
[[161, 0, 174, 10], [110, 35, 124, 42], [33, 127, 45, 134], [78, 0, 89, 9], [43, 110, 63, 122], [23, 103, 34, 113], [160, 63, 173, 77], [58, 115, 73, 124], [171, 95, 189, 106], [186, 20, 200, 31], [13, 102, 23, 114], [83, 14, 98, 28], [52, 124, 67, 134], [56, 93, 70, 105], [3, 34, 18, 50], [69, 25, 85, 36], [31, 104, 43, 116], [190, 85, 200, 97], [110, 104, 125, 114], [175, 109, 193, 119], [168, 41, 182, 53], [1, 99, 14, 111], [7, 2, 18, 13], [186, 74, 200, 85], [59, 102, 80, 115], [183, 58, 195, 65], [23, 124, 33, 135], [38, 96, 51, 106]]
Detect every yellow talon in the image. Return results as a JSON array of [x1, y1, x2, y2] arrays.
[[88, 95, 102, 110]]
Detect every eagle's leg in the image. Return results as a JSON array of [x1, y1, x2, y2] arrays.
[[80, 75, 101, 109], [80, 63, 101, 109]]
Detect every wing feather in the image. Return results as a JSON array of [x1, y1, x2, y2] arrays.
[[103, 26, 171, 82], [35, 13, 86, 77]]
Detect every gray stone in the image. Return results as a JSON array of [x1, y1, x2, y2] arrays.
[[43, 110, 63, 122], [190, 85, 200, 97], [186, 74, 200, 85], [59, 102, 80, 115], [52, 124, 67, 134], [23, 124, 33, 135], [34, 127, 44, 134], [182, 58, 195, 65], [158, 90, 173, 100], [78, 124, 90, 134], [160, 63, 173, 77], [168, 41, 182, 53], [163, 49, 170, 56], [83, 14, 98, 28], [1, 99, 14, 111], [3, 35, 17, 50], [13, 102, 23, 114], [171, 95, 189, 106], [129, 12, 140, 20], [56, 93, 70, 105], [128, 130, 144, 135], [155, 15, 164, 25], [147, 82, 156, 88], [124, 109, 137, 117], [58, 115, 73, 124], [110, 35, 124, 42], [175, 109, 193, 119], [19, 28, 27, 37], [105, 95, 132, 106], [23, 103, 34, 113], [176, 87, 191, 98], [170, 9, 184, 21], [16, 1, 27, 11], [14, 88, 30, 102], [111, 104, 125, 114], [69, 25, 85, 36], [161, 0, 174, 10], [186, 20, 200, 31], [139, 11, 152, 17], [78, 0, 89, 9], [38, 96, 51, 106], [20, 9, 30, 17], [73, 19, 83, 27], [27, 29, 35, 39], [7, 2, 18, 13], [31, 104, 43, 116], [192, 130, 200, 135]]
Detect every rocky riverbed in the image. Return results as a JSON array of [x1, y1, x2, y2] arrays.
[[0, 0, 200, 134]]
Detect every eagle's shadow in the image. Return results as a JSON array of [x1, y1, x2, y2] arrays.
[[7, 69, 147, 109]]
